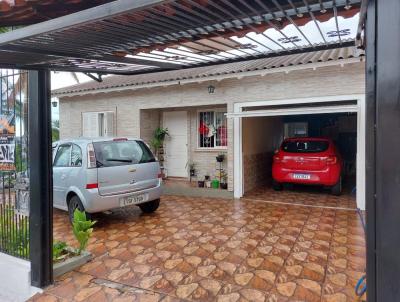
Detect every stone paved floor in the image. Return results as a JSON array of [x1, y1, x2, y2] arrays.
[[244, 186, 357, 209], [29, 194, 366, 302]]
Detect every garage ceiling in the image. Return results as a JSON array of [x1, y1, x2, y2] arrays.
[[0, 0, 362, 75]]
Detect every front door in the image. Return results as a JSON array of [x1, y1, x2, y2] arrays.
[[163, 111, 188, 177]]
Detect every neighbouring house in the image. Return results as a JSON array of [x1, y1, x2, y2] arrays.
[[53, 46, 366, 209]]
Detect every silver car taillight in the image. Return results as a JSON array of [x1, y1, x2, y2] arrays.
[[87, 143, 97, 168]]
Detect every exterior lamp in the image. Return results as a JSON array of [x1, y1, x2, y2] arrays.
[[208, 85, 215, 94], [52, 100, 58, 107]]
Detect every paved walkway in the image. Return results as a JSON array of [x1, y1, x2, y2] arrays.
[[29, 194, 365, 302]]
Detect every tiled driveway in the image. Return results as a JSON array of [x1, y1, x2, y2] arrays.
[[30, 194, 365, 302]]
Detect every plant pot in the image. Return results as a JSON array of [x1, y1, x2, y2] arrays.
[[205, 180, 212, 188], [198, 181, 205, 188], [211, 179, 220, 189], [53, 251, 92, 278], [216, 155, 225, 163], [220, 183, 228, 190]]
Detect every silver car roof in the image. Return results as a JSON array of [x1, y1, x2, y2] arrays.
[[53, 137, 144, 147]]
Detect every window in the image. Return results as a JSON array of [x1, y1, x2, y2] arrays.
[[54, 144, 71, 167], [282, 140, 329, 153], [198, 110, 227, 148], [93, 140, 155, 168], [71, 144, 82, 167], [284, 122, 308, 138], [82, 112, 114, 138]]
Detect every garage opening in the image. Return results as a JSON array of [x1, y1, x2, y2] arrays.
[[242, 112, 357, 208], [233, 97, 365, 210]]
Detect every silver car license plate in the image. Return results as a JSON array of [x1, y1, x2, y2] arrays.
[[293, 173, 311, 180], [120, 193, 149, 207]]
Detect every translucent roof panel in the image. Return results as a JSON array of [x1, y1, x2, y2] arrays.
[[0, 0, 361, 75]]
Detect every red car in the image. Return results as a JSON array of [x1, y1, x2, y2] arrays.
[[272, 137, 343, 195]]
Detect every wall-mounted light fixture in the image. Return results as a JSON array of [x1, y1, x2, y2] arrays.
[[52, 101, 58, 107], [208, 85, 215, 94]]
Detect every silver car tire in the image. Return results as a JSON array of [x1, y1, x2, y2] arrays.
[[68, 195, 91, 223], [138, 199, 160, 213]]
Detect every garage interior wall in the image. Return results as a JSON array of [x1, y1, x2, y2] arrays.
[[242, 116, 283, 193]]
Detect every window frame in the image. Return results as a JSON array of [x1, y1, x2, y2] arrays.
[[197, 108, 228, 150], [81, 110, 115, 138]]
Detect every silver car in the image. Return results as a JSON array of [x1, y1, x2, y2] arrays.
[[52, 137, 162, 221]]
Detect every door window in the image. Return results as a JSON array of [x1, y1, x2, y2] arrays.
[[54, 145, 71, 167], [71, 144, 82, 167]]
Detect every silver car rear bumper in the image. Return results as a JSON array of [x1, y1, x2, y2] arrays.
[[82, 181, 162, 213]]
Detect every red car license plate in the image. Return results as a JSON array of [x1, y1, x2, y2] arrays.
[[293, 173, 311, 180]]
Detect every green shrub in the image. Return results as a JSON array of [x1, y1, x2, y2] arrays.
[[72, 209, 96, 254], [53, 241, 68, 262]]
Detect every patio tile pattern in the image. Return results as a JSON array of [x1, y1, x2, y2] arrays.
[[244, 186, 357, 209], [30, 194, 365, 302]]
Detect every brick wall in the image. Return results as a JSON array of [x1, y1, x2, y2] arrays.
[[58, 62, 366, 192]]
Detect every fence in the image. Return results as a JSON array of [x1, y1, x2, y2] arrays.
[[0, 69, 30, 259]]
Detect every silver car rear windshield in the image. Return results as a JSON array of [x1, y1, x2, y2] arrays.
[[93, 140, 155, 167], [282, 140, 329, 153]]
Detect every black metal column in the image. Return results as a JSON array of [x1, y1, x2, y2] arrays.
[[28, 70, 53, 287], [366, 0, 400, 300]]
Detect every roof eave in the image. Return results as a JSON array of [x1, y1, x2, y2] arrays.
[[53, 56, 364, 98]]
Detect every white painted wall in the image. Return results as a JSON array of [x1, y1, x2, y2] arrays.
[[58, 62, 366, 192], [0, 253, 41, 302]]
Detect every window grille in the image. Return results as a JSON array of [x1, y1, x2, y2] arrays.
[[198, 110, 227, 148]]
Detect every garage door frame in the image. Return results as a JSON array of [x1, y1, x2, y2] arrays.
[[231, 94, 366, 210]]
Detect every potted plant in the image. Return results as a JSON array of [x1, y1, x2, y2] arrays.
[[216, 153, 225, 163], [220, 170, 228, 189], [150, 127, 169, 177], [53, 209, 96, 277], [211, 179, 220, 189], [198, 179, 205, 187], [204, 175, 211, 188], [187, 162, 196, 177]]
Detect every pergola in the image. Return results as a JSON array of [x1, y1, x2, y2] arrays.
[[0, 0, 399, 301], [0, 0, 361, 74]]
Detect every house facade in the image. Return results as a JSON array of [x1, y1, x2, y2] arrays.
[[54, 47, 366, 206]]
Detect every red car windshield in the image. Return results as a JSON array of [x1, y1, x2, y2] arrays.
[[282, 140, 329, 153]]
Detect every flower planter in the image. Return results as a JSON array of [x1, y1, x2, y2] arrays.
[[220, 183, 228, 190], [216, 155, 225, 163], [53, 251, 92, 278], [211, 179, 220, 189], [198, 181, 205, 188]]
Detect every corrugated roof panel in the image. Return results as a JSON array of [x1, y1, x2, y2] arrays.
[[52, 46, 364, 96]]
